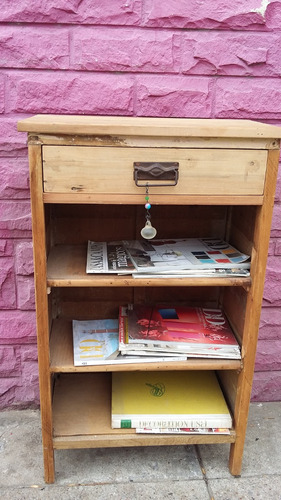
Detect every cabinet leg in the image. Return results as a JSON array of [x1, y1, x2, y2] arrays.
[[228, 436, 245, 476], [43, 445, 55, 484]]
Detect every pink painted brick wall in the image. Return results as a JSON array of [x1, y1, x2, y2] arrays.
[[1, 0, 281, 407]]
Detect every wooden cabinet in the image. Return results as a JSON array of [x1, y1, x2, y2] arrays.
[[18, 115, 281, 483]]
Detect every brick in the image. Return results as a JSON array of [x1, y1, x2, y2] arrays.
[[0, 201, 32, 238], [72, 28, 180, 73], [259, 307, 281, 339], [0, 240, 13, 257], [0, 346, 19, 376], [8, 72, 134, 115], [0, 0, 142, 26], [270, 203, 281, 237], [215, 78, 281, 119], [0, 118, 27, 157], [15, 356, 40, 407], [17, 276, 35, 310], [0, 378, 19, 409], [21, 345, 38, 362], [268, 239, 276, 256], [136, 76, 212, 117], [15, 242, 33, 275], [265, 1, 281, 29], [14, 379, 40, 408], [0, 26, 69, 70], [181, 32, 281, 77], [255, 340, 281, 371], [263, 258, 281, 305], [0, 259, 16, 309], [275, 239, 281, 255], [143, 0, 273, 30], [0, 74, 4, 113], [274, 166, 281, 202], [0, 311, 36, 343], [0, 158, 30, 199], [252, 371, 281, 402]]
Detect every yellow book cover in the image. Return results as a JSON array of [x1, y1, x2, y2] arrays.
[[111, 370, 232, 429]]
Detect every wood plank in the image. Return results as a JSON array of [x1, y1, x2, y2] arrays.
[[28, 144, 55, 484], [43, 192, 264, 206], [47, 244, 252, 288], [29, 133, 278, 150], [53, 431, 236, 449], [52, 373, 236, 448], [228, 148, 280, 476], [18, 115, 281, 140], [49, 318, 242, 373], [42, 146, 267, 196]]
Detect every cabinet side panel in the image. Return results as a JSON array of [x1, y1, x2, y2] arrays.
[[229, 149, 280, 476], [28, 143, 55, 483]]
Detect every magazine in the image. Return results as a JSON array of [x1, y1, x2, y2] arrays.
[[136, 427, 230, 435], [86, 241, 136, 274], [86, 238, 250, 276], [132, 268, 250, 278], [73, 319, 187, 366], [119, 305, 241, 359], [123, 238, 250, 273]]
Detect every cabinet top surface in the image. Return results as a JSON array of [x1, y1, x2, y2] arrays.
[[17, 114, 281, 139]]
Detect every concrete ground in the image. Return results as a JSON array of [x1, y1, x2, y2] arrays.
[[0, 402, 281, 500]]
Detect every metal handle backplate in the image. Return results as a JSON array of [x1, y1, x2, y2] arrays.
[[134, 162, 179, 187]]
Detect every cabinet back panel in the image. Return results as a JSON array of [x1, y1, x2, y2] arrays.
[[50, 205, 228, 245], [230, 206, 257, 257], [56, 287, 220, 320]]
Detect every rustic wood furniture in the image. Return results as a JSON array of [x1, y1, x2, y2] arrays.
[[18, 115, 281, 483]]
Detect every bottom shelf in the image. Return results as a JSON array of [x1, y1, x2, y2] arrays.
[[52, 373, 236, 449]]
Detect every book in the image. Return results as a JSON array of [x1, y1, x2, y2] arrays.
[[120, 305, 241, 359], [111, 370, 232, 429], [73, 319, 187, 366], [86, 241, 136, 274], [123, 238, 250, 273]]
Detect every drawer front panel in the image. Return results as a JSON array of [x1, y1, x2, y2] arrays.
[[42, 146, 267, 196]]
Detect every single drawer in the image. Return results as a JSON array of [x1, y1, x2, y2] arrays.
[[42, 146, 267, 196]]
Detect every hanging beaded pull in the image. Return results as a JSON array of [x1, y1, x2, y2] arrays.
[[140, 184, 157, 240]]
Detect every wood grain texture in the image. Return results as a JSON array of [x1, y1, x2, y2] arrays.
[[18, 115, 281, 140], [42, 146, 267, 196], [28, 144, 55, 484], [52, 373, 236, 448], [22, 116, 281, 481]]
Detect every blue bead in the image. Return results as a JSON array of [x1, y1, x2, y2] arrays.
[[145, 203, 151, 209]]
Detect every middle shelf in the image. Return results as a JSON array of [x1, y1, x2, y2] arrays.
[[49, 318, 243, 373], [47, 244, 252, 289]]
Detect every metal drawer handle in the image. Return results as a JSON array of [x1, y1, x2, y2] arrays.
[[134, 162, 179, 187]]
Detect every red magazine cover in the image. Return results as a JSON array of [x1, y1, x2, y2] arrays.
[[126, 305, 239, 348]]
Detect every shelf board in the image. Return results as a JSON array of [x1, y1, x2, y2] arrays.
[[49, 318, 242, 373], [52, 373, 236, 449], [47, 245, 252, 288]]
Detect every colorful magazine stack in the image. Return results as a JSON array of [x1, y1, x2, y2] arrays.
[[111, 370, 232, 433], [72, 319, 187, 366], [119, 304, 241, 360]]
